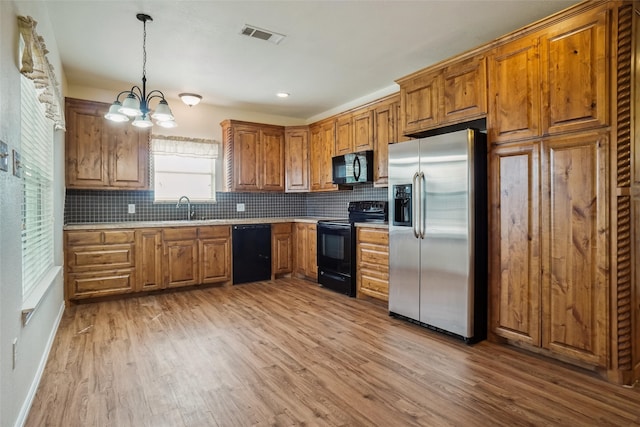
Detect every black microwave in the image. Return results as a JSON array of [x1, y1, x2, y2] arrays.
[[332, 150, 374, 185]]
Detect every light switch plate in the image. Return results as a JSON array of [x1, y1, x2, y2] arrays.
[[128, 204, 136, 214], [0, 140, 8, 172], [12, 150, 21, 178]]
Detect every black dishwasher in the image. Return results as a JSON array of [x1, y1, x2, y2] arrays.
[[232, 224, 272, 284]]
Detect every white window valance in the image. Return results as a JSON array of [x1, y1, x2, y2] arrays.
[[151, 135, 219, 158], [18, 16, 65, 130]]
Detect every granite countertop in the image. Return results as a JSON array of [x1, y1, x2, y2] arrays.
[[354, 222, 388, 229], [63, 216, 333, 230]]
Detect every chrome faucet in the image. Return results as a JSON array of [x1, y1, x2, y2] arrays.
[[176, 195, 193, 220]]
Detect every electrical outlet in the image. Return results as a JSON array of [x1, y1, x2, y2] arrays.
[[12, 338, 17, 370], [128, 204, 136, 214], [236, 203, 245, 212]]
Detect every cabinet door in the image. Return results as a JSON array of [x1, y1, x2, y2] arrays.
[[400, 70, 441, 135], [261, 128, 285, 191], [488, 36, 541, 143], [199, 238, 231, 284], [541, 7, 608, 135], [309, 125, 323, 191], [490, 142, 541, 347], [163, 239, 199, 288], [65, 99, 109, 188], [294, 223, 308, 276], [107, 123, 149, 189], [373, 101, 396, 186], [307, 224, 318, 279], [136, 229, 163, 291], [441, 55, 487, 124], [335, 114, 353, 156], [321, 122, 337, 190], [233, 126, 261, 191], [285, 127, 310, 192], [353, 109, 374, 152], [272, 223, 293, 277], [541, 131, 608, 366]]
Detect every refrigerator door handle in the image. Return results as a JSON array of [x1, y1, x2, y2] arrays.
[[419, 171, 426, 239], [412, 171, 420, 238]]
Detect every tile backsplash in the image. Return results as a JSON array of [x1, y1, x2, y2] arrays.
[[64, 184, 389, 224]]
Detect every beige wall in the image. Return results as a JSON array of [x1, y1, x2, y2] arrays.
[[0, 3, 66, 427]]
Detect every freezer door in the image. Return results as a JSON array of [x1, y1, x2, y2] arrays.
[[419, 130, 474, 337], [388, 140, 420, 321]]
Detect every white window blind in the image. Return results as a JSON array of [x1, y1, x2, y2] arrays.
[[151, 136, 218, 202], [21, 73, 54, 301]]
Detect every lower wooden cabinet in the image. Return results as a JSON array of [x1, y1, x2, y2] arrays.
[[199, 226, 232, 285], [64, 230, 136, 300], [294, 223, 317, 280], [356, 227, 389, 301], [490, 130, 609, 368], [65, 225, 232, 300], [272, 223, 293, 278]]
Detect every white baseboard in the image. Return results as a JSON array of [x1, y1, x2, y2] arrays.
[[14, 300, 65, 427]]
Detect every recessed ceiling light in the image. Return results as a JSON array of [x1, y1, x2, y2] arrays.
[[276, 92, 290, 98]]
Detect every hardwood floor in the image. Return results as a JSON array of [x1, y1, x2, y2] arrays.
[[27, 278, 640, 427]]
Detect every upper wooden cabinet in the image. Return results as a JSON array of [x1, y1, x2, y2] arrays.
[[398, 54, 487, 136], [335, 107, 376, 155], [335, 114, 353, 156], [65, 98, 149, 190], [284, 126, 310, 193], [488, 35, 542, 143], [489, 7, 608, 142], [309, 119, 338, 192], [540, 7, 609, 135], [372, 96, 403, 187], [221, 120, 285, 192]]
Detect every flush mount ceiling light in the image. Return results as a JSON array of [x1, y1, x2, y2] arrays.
[[179, 93, 202, 107], [276, 92, 290, 98], [104, 13, 176, 129]]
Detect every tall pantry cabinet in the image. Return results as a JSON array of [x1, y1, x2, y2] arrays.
[[484, 1, 638, 382]]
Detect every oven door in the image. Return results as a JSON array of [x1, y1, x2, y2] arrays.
[[317, 222, 352, 275]]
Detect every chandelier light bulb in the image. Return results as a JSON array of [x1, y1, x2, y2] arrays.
[[151, 99, 174, 121], [119, 93, 142, 117], [104, 101, 129, 122], [132, 115, 153, 128]]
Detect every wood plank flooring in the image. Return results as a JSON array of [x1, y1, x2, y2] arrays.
[[26, 278, 640, 426]]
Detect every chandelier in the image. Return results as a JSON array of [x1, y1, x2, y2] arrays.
[[104, 13, 176, 129]]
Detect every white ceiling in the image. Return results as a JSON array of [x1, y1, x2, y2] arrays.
[[45, 0, 579, 120]]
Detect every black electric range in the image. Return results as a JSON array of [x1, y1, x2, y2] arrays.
[[316, 201, 388, 296]]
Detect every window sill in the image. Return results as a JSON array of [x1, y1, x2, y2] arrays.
[[21, 265, 62, 326]]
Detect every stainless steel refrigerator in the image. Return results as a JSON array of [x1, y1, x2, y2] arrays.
[[388, 128, 487, 343]]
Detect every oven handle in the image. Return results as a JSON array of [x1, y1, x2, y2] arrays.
[[317, 223, 351, 232], [412, 171, 420, 239]]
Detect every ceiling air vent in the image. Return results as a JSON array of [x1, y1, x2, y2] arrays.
[[240, 24, 286, 45]]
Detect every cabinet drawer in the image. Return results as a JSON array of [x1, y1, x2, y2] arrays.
[[163, 227, 198, 241], [66, 230, 135, 245], [198, 225, 231, 239], [357, 228, 389, 245], [271, 222, 292, 234], [359, 244, 389, 268], [68, 269, 135, 299], [358, 274, 389, 301], [67, 244, 135, 270]]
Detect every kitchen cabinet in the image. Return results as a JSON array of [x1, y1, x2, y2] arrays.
[[136, 228, 163, 292], [309, 120, 337, 192], [199, 226, 232, 285], [64, 230, 136, 300], [356, 227, 389, 301], [490, 130, 608, 367], [488, 7, 608, 142], [284, 126, 310, 192], [272, 223, 293, 278], [372, 96, 400, 187], [220, 120, 285, 192], [162, 227, 199, 288], [65, 97, 149, 190], [335, 114, 353, 156], [540, 7, 608, 135], [398, 54, 487, 136], [294, 223, 317, 280]]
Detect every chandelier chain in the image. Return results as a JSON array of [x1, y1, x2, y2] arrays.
[[142, 19, 147, 79]]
